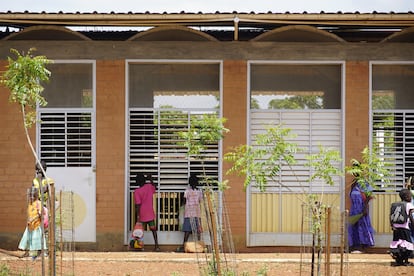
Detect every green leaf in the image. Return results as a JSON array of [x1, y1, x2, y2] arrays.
[[1, 48, 52, 128]]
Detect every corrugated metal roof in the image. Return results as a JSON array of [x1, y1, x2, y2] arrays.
[[0, 11, 414, 29]]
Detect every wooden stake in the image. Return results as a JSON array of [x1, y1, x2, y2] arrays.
[[205, 191, 221, 275], [325, 207, 331, 276], [49, 183, 56, 276]]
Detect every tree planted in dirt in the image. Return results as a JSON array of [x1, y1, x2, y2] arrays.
[[178, 113, 229, 275], [1, 48, 53, 275], [224, 124, 342, 276], [304, 145, 342, 276]]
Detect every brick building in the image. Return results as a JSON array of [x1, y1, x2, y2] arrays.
[[0, 11, 414, 252]]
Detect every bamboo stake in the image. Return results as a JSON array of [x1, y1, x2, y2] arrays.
[[205, 191, 221, 275], [340, 210, 348, 276], [60, 191, 63, 276], [325, 207, 331, 276], [48, 183, 56, 276], [300, 203, 305, 276]]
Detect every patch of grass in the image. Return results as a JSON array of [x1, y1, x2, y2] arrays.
[[0, 264, 10, 276], [0, 263, 37, 276], [256, 264, 268, 276]]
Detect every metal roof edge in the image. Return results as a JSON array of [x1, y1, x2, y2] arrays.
[[1, 12, 414, 28]]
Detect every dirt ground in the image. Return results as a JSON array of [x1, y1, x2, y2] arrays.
[[1, 251, 413, 276]]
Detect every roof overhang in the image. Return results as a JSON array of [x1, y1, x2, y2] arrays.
[[1, 12, 414, 29]]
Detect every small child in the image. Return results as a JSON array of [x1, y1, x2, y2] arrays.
[[181, 174, 203, 250], [134, 173, 160, 252], [18, 187, 47, 260], [389, 188, 414, 266]]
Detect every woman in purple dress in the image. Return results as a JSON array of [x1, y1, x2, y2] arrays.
[[348, 178, 375, 253]]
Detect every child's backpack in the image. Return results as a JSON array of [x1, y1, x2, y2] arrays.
[[390, 202, 408, 225]]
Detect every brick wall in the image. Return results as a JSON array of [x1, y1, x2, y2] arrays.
[[0, 57, 381, 251], [95, 60, 126, 249], [345, 61, 370, 208], [222, 60, 248, 250]]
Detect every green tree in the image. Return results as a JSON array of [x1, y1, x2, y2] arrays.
[[1, 48, 52, 168], [179, 113, 229, 187], [268, 95, 323, 109], [1, 48, 53, 275], [372, 94, 394, 110], [225, 125, 342, 276], [250, 98, 260, 109], [345, 146, 391, 195], [225, 125, 298, 192], [177, 113, 229, 275]]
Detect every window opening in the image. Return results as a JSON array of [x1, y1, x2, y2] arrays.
[[372, 64, 414, 191]]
